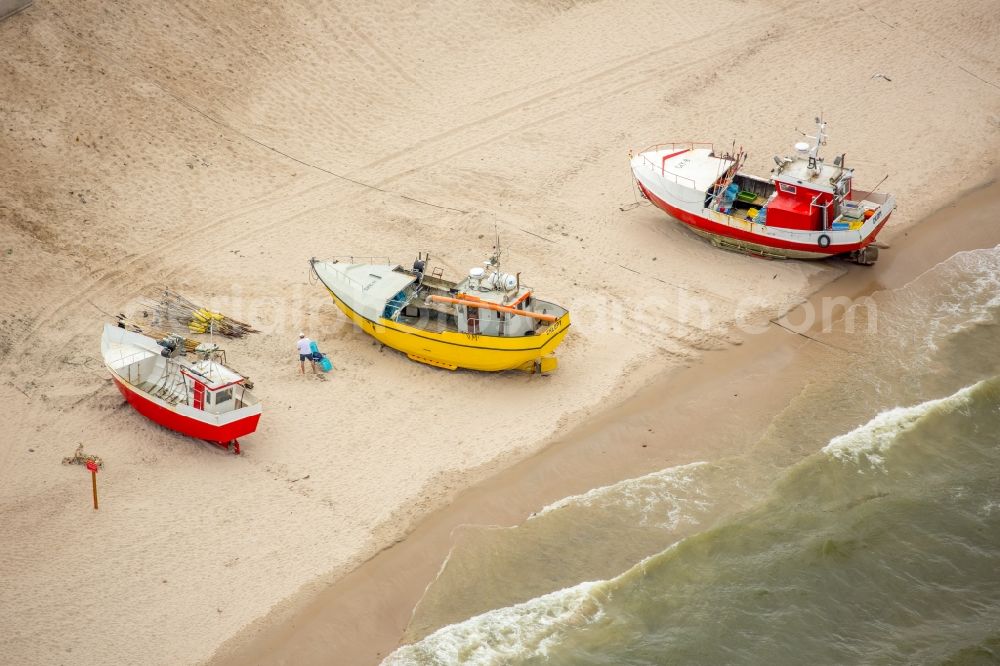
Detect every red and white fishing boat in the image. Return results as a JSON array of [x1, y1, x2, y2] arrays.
[[101, 324, 261, 453], [630, 117, 895, 264]]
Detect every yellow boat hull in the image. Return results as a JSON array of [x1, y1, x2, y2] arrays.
[[324, 288, 570, 372]]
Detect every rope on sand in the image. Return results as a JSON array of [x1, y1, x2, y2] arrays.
[[62, 444, 104, 469]]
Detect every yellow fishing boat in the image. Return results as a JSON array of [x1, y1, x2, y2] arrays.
[[309, 250, 570, 372]]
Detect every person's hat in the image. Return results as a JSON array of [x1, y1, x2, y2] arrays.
[[299, 332, 305, 337]]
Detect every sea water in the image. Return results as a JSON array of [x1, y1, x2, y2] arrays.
[[384, 246, 1000, 665]]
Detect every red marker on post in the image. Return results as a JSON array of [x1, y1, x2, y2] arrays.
[[86, 459, 99, 510]]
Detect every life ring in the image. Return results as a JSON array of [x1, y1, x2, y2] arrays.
[[817, 234, 831, 248]]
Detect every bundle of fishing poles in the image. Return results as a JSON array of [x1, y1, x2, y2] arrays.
[[141, 289, 258, 338], [115, 314, 201, 353]]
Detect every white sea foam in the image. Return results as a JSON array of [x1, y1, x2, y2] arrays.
[[890, 246, 1000, 353], [532, 461, 711, 529], [822, 381, 980, 467], [930, 250, 1000, 343], [980, 500, 1000, 517], [382, 580, 606, 665]]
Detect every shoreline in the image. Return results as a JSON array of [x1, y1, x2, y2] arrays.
[[210, 174, 1000, 666]]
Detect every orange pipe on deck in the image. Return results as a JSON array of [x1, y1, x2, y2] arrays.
[[428, 295, 557, 323], [509, 290, 532, 307], [460, 290, 532, 306]]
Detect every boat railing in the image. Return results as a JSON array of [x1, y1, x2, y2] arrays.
[[849, 189, 891, 205], [638, 141, 715, 155], [319, 257, 395, 292], [327, 255, 392, 265], [326, 269, 365, 291], [651, 164, 697, 189], [107, 349, 152, 384], [635, 142, 712, 189], [321, 264, 370, 292]]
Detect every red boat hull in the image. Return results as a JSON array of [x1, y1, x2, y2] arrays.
[[639, 183, 890, 258], [112, 377, 260, 444]]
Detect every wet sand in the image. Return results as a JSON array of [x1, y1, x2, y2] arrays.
[[211, 178, 1000, 666]]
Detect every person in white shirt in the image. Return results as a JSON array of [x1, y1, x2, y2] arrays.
[[297, 332, 316, 374]]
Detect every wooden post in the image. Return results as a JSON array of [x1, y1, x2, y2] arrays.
[[86, 459, 99, 510]]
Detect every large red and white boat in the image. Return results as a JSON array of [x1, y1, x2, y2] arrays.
[[101, 324, 261, 453], [630, 118, 895, 264]]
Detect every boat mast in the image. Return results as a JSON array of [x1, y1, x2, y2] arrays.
[[803, 116, 827, 174], [493, 228, 501, 278], [808, 116, 827, 161], [711, 147, 745, 212]]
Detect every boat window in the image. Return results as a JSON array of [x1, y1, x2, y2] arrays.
[[779, 182, 797, 194], [214, 388, 233, 404]]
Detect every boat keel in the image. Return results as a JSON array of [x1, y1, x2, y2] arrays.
[[847, 245, 879, 266], [517, 355, 558, 374], [406, 353, 458, 370], [205, 439, 241, 455]]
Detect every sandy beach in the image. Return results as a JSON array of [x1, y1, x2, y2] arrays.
[[1, 1, 998, 665]]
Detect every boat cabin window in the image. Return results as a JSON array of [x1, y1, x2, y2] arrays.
[[212, 388, 233, 404], [778, 182, 797, 194]]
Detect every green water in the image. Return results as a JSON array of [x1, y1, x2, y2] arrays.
[[385, 246, 1000, 665], [534, 377, 1000, 664]]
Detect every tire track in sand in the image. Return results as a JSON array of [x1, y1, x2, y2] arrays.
[[3, 0, 804, 377]]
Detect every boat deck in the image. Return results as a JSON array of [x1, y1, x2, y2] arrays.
[[135, 379, 186, 405], [634, 147, 735, 193], [395, 313, 454, 333]]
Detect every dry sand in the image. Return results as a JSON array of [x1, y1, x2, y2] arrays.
[[1, 1, 998, 665]]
